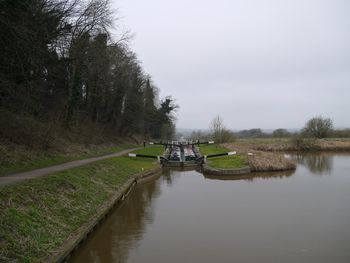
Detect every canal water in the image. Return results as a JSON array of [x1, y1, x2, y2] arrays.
[[70, 153, 350, 263]]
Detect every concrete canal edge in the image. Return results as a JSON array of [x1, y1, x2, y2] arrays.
[[202, 164, 251, 175], [47, 166, 162, 263]]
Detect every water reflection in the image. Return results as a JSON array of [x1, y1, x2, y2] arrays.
[[203, 170, 295, 181], [162, 167, 202, 185], [70, 154, 350, 263], [291, 153, 334, 175], [69, 174, 162, 263], [70, 169, 296, 262]]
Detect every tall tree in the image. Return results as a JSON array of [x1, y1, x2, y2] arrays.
[[0, 0, 73, 114], [143, 78, 158, 137], [0, 0, 179, 144], [120, 61, 145, 134]]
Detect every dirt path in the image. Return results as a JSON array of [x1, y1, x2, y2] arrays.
[[0, 148, 140, 187]]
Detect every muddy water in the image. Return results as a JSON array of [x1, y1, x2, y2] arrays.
[[69, 153, 350, 263]]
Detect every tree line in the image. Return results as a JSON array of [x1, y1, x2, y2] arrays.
[[0, 0, 177, 142], [185, 116, 349, 143]]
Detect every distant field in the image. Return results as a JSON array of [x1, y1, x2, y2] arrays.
[[230, 138, 350, 151], [235, 138, 291, 145], [236, 137, 350, 144]]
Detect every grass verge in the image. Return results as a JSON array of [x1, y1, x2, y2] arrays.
[[199, 144, 247, 169], [0, 156, 156, 263], [207, 155, 247, 169], [0, 144, 136, 176], [133, 145, 165, 156], [198, 144, 229, 155]]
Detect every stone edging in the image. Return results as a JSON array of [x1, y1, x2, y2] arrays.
[[47, 166, 161, 263], [202, 164, 251, 175]]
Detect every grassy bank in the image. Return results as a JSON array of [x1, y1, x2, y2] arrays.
[[207, 155, 247, 169], [247, 152, 296, 172], [198, 143, 295, 171], [133, 145, 165, 156], [198, 144, 229, 155], [199, 144, 247, 169], [0, 156, 157, 262], [0, 143, 136, 176], [223, 143, 296, 171]]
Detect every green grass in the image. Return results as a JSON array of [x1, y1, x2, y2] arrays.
[[0, 144, 136, 176], [198, 144, 229, 155], [199, 144, 247, 169], [207, 155, 247, 169], [0, 156, 156, 263], [133, 145, 165, 156]]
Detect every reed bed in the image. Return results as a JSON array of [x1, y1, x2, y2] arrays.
[[223, 143, 296, 172], [247, 151, 296, 172]]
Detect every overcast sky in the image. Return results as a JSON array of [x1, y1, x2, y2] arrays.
[[113, 0, 350, 130]]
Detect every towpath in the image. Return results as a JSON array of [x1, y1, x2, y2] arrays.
[[0, 147, 140, 187]]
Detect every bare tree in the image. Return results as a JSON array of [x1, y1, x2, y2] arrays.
[[71, 0, 113, 39], [210, 115, 234, 143], [303, 116, 333, 138], [210, 115, 224, 143]]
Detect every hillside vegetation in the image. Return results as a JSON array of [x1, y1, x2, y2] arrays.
[[0, 0, 177, 152]]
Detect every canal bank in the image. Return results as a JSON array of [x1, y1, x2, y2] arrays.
[[199, 144, 296, 175], [49, 167, 161, 263], [0, 145, 331, 262], [0, 156, 160, 263]]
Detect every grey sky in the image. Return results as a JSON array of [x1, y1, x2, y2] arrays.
[[113, 0, 350, 130]]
